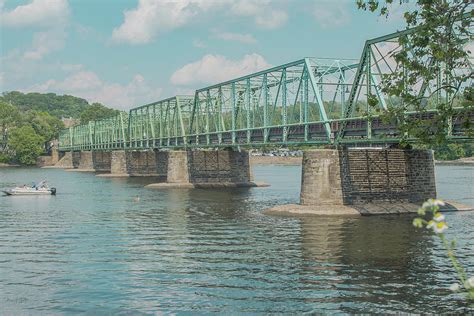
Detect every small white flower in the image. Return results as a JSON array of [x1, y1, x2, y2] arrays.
[[433, 212, 445, 222], [426, 220, 435, 229], [450, 283, 460, 292], [465, 276, 474, 289], [422, 201, 432, 209], [422, 199, 446, 209], [432, 199, 445, 206], [433, 222, 448, 234]]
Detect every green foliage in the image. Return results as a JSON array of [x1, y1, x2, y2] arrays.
[[357, 0, 473, 146], [0, 92, 118, 164], [80, 102, 120, 124], [21, 110, 65, 142], [0, 101, 21, 133], [434, 143, 467, 160], [0, 91, 90, 119], [413, 199, 474, 303], [8, 126, 45, 165], [0, 153, 13, 163]]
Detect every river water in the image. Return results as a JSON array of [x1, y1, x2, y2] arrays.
[[0, 165, 473, 314]]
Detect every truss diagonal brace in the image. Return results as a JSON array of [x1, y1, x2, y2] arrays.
[[304, 58, 332, 141]]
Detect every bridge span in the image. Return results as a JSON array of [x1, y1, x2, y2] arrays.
[[55, 28, 473, 215]]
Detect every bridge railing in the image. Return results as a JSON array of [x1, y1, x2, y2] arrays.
[[128, 95, 194, 149], [58, 112, 128, 151], [189, 58, 359, 146]]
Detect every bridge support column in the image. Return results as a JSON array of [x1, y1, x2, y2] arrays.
[[54, 151, 74, 169], [265, 148, 443, 216], [92, 151, 111, 173], [96, 150, 128, 177], [67, 151, 95, 172], [126, 150, 166, 178], [111, 150, 128, 176], [146, 149, 268, 189], [51, 146, 59, 165], [166, 150, 190, 185]]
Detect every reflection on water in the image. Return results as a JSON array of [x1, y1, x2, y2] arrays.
[[0, 165, 473, 314]]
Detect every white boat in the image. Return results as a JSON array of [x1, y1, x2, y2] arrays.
[[2, 181, 56, 196]]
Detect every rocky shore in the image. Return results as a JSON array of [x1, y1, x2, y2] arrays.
[[0, 163, 20, 168]]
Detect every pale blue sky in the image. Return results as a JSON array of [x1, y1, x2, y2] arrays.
[[0, 0, 406, 109]]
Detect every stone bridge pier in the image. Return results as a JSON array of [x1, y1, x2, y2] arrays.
[[90, 149, 267, 188], [146, 149, 266, 188], [265, 148, 441, 216]]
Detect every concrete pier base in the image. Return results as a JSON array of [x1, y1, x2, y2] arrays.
[[264, 148, 471, 216], [93, 151, 111, 173], [67, 151, 95, 172], [97, 150, 129, 177], [51, 147, 59, 165], [50, 151, 74, 169], [146, 150, 268, 189]]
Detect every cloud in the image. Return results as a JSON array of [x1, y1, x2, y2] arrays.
[[28, 71, 162, 109], [33, 71, 102, 91], [112, 0, 287, 44], [2, 0, 70, 61], [313, 1, 350, 28], [212, 31, 257, 44], [230, 0, 288, 29], [1, 0, 69, 28], [23, 29, 67, 60], [255, 9, 288, 29], [170, 53, 271, 85], [111, 0, 204, 44]]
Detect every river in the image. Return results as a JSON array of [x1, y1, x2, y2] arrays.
[[0, 165, 473, 314]]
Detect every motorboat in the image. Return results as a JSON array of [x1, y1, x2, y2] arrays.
[[2, 180, 56, 196]]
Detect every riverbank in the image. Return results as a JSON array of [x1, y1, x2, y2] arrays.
[[435, 157, 474, 165], [0, 163, 20, 168]]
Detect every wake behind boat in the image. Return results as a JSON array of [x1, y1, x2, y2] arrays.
[[2, 180, 56, 196]]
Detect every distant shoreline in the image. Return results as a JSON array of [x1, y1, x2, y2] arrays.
[[435, 158, 474, 166], [0, 163, 20, 168], [250, 155, 474, 166]]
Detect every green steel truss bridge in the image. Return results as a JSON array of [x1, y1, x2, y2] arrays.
[[59, 29, 473, 152]]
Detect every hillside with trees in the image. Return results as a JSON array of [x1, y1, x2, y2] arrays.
[[0, 91, 119, 165]]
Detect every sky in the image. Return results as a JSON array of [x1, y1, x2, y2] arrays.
[[0, 0, 407, 110]]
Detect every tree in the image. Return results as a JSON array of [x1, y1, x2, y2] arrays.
[[8, 126, 45, 165], [357, 0, 473, 146], [24, 111, 64, 140], [80, 102, 120, 124], [0, 91, 90, 119], [0, 101, 21, 150]]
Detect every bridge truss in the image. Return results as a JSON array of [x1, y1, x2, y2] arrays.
[[59, 29, 473, 151]]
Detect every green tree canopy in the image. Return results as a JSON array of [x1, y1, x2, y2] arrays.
[[23, 111, 65, 144], [1, 91, 90, 119], [8, 125, 45, 165], [0, 101, 21, 135], [357, 0, 473, 146], [80, 102, 120, 124]]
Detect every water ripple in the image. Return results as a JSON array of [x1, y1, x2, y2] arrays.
[[0, 165, 473, 314]]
